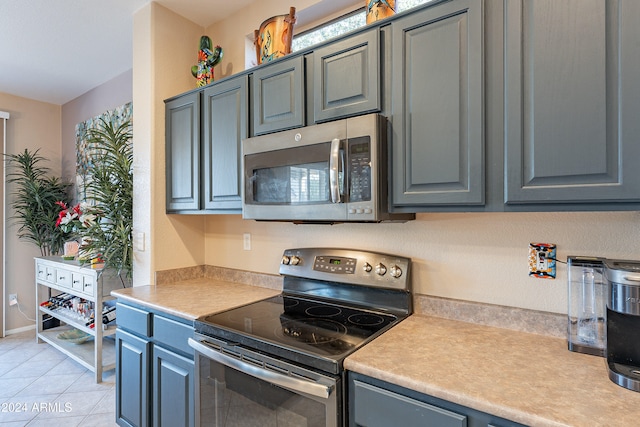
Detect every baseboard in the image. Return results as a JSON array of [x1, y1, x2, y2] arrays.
[[5, 324, 35, 336]]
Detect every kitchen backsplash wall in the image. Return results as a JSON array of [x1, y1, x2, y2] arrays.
[[204, 211, 640, 315]]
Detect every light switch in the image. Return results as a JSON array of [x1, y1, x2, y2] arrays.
[[136, 232, 145, 251]]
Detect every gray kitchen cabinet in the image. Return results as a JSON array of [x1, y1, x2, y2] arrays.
[[116, 328, 150, 427], [349, 372, 526, 427], [165, 91, 200, 212], [116, 302, 195, 427], [153, 346, 194, 427], [313, 29, 380, 123], [390, 0, 485, 207], [165, 74, 247, 213], [504, 0, 640, 204], [252, 55, 305, 135], [251, 26, 381, 135], [202, 75, 248, 211]]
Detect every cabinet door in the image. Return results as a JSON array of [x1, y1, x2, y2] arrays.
[[116, 329, 151, 427], [252, 55, 305, 135], [202, 75, 247, 212], [313, 29, 380, 123], [504, 0, 640, 204], [391, 0, 484, 207], [165, 92, 201, 211], [153, 345, 195, 427]]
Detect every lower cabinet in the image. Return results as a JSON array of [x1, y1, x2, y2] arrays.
[[116, 329, 150, 427], [115, 302, 194, 427], [153, 346, 194, 427], [348, 372, 525, 427]]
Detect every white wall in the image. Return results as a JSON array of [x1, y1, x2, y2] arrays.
[[0, 93, 62, 333], [133, 3, 207, 287], [204, 212, 640, 314]]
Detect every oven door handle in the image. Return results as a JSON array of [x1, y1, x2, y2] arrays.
[[188, 338, 333, 399]]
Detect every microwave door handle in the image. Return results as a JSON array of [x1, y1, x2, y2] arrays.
[[329, 138, 341, 203], [188, 338, 333, 399]]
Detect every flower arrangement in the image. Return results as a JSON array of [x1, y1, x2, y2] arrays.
[[55, 201, 97, 234], [55, 201, 106, 266]]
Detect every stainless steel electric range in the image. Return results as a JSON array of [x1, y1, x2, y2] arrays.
[[188, 248, 412, 427]]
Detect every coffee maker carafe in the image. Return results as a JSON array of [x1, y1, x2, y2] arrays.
[[605, 259, 640, 392], [567, 257, 606, 356]]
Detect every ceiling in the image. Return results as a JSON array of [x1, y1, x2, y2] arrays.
[[0, 0, 254, 105]]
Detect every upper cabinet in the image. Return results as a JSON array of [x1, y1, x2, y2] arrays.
[[202, 75, 247, 211], [390, 0, 484, 207], [313, 30, 380, 123], [504, 0, 640, 205], [251, 27, 382, 136], [165, 92, 200, 212], [165, 0, 640, 215], [165, 75, 247, 213], [252, 55, 305, 135]]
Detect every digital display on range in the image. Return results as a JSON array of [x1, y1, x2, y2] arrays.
[[313, 256, 356, 274]]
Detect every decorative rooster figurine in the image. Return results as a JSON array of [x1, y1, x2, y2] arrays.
[[191, 36, 223, 87]]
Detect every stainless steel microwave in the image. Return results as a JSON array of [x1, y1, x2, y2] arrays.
[[242, 114, 414, 223]]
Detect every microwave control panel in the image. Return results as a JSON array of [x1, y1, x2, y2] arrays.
[[348, 136, 372, 202]]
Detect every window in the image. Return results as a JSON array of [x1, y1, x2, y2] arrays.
[[292, 0, 432, 52]]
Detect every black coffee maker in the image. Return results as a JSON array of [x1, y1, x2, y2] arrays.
[[605, 259, 640, 392]]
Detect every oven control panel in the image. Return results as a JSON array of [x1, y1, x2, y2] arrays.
[[313, 256, 357, 274], [280, 248, 410, 291]]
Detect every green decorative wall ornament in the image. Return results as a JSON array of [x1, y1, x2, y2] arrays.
[[191, 35, 223, 87]]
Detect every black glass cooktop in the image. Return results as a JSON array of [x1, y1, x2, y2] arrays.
[[195, 294, 400, 373]]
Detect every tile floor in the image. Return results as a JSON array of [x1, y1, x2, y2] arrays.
[[0, 329, 116, 426]]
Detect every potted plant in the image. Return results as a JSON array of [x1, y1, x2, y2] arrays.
[[5, 149, 72, 256], [76, 118, 133, 280]]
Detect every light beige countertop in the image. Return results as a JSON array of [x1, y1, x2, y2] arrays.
[[111, 278, 280, 320], [113, 273, 639, 426], [344, 314, 640, 427]]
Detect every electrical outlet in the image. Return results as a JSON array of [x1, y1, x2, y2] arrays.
[[243, 233, 251, 251], [9, 294, 18, 306], [528, 243, 557, 279]]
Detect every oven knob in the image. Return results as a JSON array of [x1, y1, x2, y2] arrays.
[[375, 263, 387, 276], [281, 255, 291, 265], [290, 256, 301, 266], [390, 265, 403, 278], [363, 262, 372, 273]]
